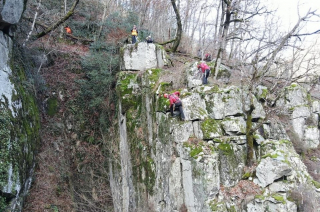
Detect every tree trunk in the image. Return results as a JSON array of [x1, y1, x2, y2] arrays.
[[246, 104, 255, 166], [182, 0, 190, 32], [213, 0, 222, 56], [214, 0, 232, 79], [170, 0, 182, 52]]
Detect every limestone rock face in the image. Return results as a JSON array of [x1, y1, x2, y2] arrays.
[[247, 196, 297, 212], [112, 49, 320, 212], [0, 32, 15, 112], [182, 93, 208, 121], [285, 84, 308, 108], [221, 116, 246, 135], [284, 84, 320, 149], [0, 2, 40, 211], [122, 43, 168, 70]]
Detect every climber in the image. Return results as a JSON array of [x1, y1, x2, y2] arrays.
[[204, 52, 212, 61], [163, 91, 185, 121], [131, 25, 138, 44], [64, 26, 72, 34], [197, 61, 210, 84]]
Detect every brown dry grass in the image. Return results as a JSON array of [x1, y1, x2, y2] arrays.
[[220, 180, 262, 207], [23, 46, 82, 211], [158, 53, 196, 90], [23, 126, 74, 212], [303, 147, 320, 182]]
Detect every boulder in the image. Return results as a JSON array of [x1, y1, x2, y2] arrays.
[[255, 157, 292, 188], [122, 43, 168, 71], [1, 0, 24, 27], [221, 116, 246, 135], [182, 93, 208, 121]]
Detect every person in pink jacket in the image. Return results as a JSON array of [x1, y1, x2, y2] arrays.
[[163, 91, 185, 121], [197, 62, 210, 84]]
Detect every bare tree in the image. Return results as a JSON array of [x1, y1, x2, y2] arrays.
[[213, 0, 269, 79], [239, 9, 320, 166]]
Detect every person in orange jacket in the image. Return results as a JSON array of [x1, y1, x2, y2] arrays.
[[197, 62, 210, 84], [64, 26, 72, 34], [163, 91, 185, 121]]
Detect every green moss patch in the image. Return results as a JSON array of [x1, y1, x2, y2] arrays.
[[242, 172, 251, 179], [0, 109, 12, 189], [116, 72, 141, 112], [200, 119, 223, 139], [117, 72, 138, 96], [312, 180, 320, 189], [157, 94, 170, 112], [271, 194, 286, 204], [145, 68, 161, 86], [157, 82, 172, 94], [47, 97, 58, 116], [217, 143, 233, 156], [184, 140, 215, 159], [190, 146, 203, 158], [142, 158, 156, 195], [254, 194, 265, 200]]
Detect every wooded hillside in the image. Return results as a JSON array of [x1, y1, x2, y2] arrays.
[[15, 0, 320, 211]]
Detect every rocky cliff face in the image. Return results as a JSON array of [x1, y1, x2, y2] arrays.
[[109, 43, 320, 212], [0, 1, 40, 211]]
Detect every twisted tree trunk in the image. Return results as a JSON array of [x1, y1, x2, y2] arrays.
[[170, 0, 182, 52]]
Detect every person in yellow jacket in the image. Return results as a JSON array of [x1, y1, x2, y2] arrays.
[[131, 25, 138, 44]]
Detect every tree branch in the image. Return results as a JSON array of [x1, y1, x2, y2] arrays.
[[158, 39, 176, 46], [23, 16, 93, 43], [35, 0, 80, 39], [292, 29, 320, 37]]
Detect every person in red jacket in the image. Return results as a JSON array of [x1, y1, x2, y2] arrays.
[[204, 53, 212, 61], [163, 91, 185, 121], [197, 62, 210, 84]]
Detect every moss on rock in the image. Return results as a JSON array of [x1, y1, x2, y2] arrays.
[[200, 119, 223, 139], [0, 109, 12, 190], [142, 157, 156, 195], [217, 143, 233, 156], [1, 46, 41, 210], [117, 72, 140, 113]]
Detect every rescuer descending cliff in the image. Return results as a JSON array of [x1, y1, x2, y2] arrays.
[[163, 91, 185, 121]]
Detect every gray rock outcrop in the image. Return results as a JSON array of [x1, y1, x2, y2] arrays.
[[109, 43, 320, 212], [121, 42, 168, 70], [1, 0, 24, 27]]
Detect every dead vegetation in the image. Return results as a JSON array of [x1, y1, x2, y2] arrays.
[[220, 180, 262, 208], [23, 36, 115, 211]]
